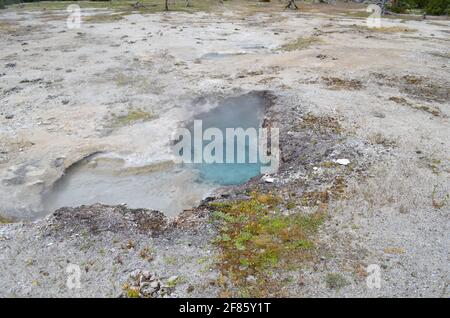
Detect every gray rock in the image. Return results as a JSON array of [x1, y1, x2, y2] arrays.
[[150, 281, 160, 289], [129, 269, 141, 279], [372, 111, 386, 118], [167, 275, 178, 284], [141, 270, 152, 279], [246, 275, 257, 283], [52, 157, 65, 168], [140, 284, 157, 297]]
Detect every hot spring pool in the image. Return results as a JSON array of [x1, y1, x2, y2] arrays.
[[42, 92, 270, 216]]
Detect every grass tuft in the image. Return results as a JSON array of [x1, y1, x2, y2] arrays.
[[325, 273, 349, 290], [280, 37, 322, 51], [122, 283, 140, 298], [299, 113, 343, 134], [0, 214, 12, 224], [355, 25, 417, 33], [389, 96, 444, 117], [322, 77, 364, 90]]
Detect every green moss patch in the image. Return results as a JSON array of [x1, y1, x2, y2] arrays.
[[111, 108, 155, 127], [280, 37, 322, 51], [211, 192, 326, 297]]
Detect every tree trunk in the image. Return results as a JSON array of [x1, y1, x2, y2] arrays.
[[285, 0, 298, 10], [165, 0, 169, 11]]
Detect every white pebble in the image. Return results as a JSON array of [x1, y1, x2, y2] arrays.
[[335, 159, 350, 166]]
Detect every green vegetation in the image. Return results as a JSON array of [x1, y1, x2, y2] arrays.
[[286, 200, 296, 210], [389, 0, 449, 15], [0, 0, 5, 9], [211, 191, 326, 297], [163, 256, 177, 265], [389, 0, 415, 13], [325, 273, 349, 290], [111, 108, 155, 127], [166, 276, 185, 288], [426, 0, 449, 15], [122, 284, 140, 298], [0, 214, 12, 223], [280, 37, 322, 51]]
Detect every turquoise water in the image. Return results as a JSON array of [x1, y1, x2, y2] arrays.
[[40, 93, 267, 217], [187, 93, 266, 185]]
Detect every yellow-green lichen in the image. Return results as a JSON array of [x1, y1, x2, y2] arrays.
[[211, 191, 326, 297]]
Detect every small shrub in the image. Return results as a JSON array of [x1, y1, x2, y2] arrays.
[[122, 284, 140, 298], [388, 0, 449, 15], [286, 200, 296, 210], [389, 0, 411, 13], [325, 273, 349, 290], [426, 0, 449, 15]]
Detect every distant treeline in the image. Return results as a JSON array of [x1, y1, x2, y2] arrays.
[[0, 0, 109, 9], [1, 0, 109, 3], [0, 0, 448, 15], [389, 0, 449, 15]]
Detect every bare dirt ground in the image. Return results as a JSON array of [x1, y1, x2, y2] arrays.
[[0, 1, 448, 297]]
